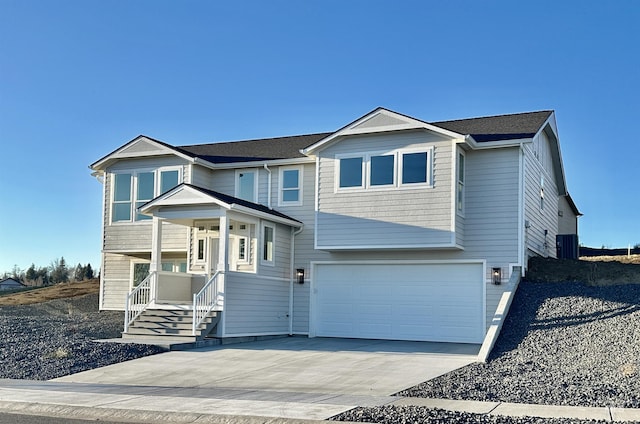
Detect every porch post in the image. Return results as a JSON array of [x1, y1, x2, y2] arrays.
[[150, 216, 162, 300], [217, 214, 229, 271]]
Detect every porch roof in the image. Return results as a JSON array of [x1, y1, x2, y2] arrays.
[[139, 184, 303, 227]]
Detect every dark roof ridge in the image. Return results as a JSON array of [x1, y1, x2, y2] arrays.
[[432, 110, 554, 125], [177, 131, 333, 149]]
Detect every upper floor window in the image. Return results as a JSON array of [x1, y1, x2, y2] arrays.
[[336, 148, 432, 192], [338, 157, 364, 188], [279, 166, 303, 206], [236, 170, 257, 202], [457, 151, 465, 215], [111, 167, 182, 223]]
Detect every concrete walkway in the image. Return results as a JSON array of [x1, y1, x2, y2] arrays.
[[0, 337, 638, 423]]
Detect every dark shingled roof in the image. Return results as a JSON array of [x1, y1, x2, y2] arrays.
[[183, 184, 302, 224], [178, 133, 332, 163], [171, 110, 552, 164], [432, 110, 553, 142]]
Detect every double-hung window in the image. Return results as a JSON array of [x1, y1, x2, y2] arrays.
[[279, 166, 302, 206], [111, 167, 182, 223]]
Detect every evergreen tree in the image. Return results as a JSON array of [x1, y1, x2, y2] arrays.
[[74, 263, 85, 281], [25, 264, 37, 282], [50, 257, 69, 284], [84, 263, 94, 280]]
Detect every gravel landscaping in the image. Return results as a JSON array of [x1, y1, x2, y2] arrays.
[[332, 280, 640, 423], [0, 293, 164, 380]]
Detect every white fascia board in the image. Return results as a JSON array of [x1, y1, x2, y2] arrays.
[[91, 136, 196, 171], [301, 108, 465, 155], [201, 156, 316, 170], [228, 204, 303, 228], [315, 243, 461, 250], [465, 138, 533, 150]]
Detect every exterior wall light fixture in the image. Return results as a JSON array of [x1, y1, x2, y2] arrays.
[[296, 268, 305, 284], [492, 267, 502, 285]]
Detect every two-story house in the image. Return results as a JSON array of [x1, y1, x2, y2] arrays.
[[90, 107, 579, 345]]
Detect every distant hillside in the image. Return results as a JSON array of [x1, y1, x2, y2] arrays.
[[580, 246, 640, 257], [526, 256, 640, 285], [0, 280, 100, 306]]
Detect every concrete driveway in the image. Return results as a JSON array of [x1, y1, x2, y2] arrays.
[[56, 337, 478, 396]]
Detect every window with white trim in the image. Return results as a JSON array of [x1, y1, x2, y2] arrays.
[[457, 150, 465, 215], [336, 148, 432, 192], [131, 261, 150, 288], [338, 156, 364, 189], [279, 166, 302, 206], [161, 260, 188, 273], [111, 167, 182, 223], [370, 154, 395, 187], [236, 170, 257, 202], [261, 223, 275, 265]]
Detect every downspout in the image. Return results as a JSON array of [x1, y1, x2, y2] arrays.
[[289, 225, 304, 335], [518, 142, 526, 275], [91, 169, 106, 310], [263, 164, 272, 209]]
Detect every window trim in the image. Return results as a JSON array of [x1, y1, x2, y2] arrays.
[[130, 259, 150, 290], [456, 149, 465, 217], [335, 147, 433, 193], [278, 165, 303, 206], [110, 166, 182, 224], [398, 147, 433, 188], [367, 151, 397, 189], [235, 169, 258, 203], [335, 154, 365, 191], [261, 222, 276, 267]]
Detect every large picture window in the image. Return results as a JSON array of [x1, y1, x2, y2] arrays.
[[111, 167, 182, 223]]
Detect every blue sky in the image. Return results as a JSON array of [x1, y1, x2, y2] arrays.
[[1, 0, 639, 274]]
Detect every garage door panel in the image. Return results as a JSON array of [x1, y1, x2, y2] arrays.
[[314, 263, 484, 343]]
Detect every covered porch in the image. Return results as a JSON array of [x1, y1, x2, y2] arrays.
[[124, 184, 302, 339]]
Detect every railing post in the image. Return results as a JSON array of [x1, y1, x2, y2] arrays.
[[124, 293, 130, 333], [192, 293, 197, 336]]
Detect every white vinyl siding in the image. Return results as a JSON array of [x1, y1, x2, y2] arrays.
[[235, 169, 258, 202], [100, 253, 136, 310], [524, 135, 560, 258], [223, 273, 290, 336], [317, 132, 452, 248]]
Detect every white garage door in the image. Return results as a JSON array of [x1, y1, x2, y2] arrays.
[[312, 262, 484, 343]]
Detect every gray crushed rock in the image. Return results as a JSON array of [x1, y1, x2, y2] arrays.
[[0, 293, 164, 380]]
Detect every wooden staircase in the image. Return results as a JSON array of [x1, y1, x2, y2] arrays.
[[122, 309, 219, 342]]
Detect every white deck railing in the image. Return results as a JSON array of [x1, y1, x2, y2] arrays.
[[124, 271, 155, 333], [192, 271, 222, 335]]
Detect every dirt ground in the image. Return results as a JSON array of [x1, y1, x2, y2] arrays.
[[0, 279, 100, 306], [526, 256, 640, 285]]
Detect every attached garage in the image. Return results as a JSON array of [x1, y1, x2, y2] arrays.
[[310, 261, 485, 344]]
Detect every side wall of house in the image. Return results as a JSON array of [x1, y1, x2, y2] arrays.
[[558, 196, 578, 235], [524, 133, 560, 259]]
